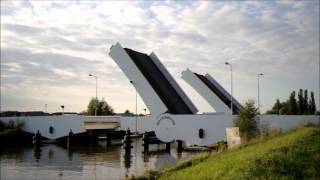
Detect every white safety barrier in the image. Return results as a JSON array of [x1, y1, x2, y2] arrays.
[[1, 115, 121, 139], [257, 115, 319, 132], [1, 115, 318, 141], [0, 115, 85, 139]]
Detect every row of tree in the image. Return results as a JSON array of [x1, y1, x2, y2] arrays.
[[83, 98, 115, 115], [266, 89, 316, 115], [83, 98, 144, 116], [122, 109, 145, 116]]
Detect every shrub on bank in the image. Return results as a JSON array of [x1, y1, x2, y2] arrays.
[[0, 119, 24, 132], [234, 100, 259, 141]]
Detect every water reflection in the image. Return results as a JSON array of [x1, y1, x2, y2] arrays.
[[1, 139, 197, 180]]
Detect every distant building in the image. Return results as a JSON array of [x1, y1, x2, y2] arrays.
[[0, 111, 79, 117], [0, 111, 49, 117], [0, 111, 20, 117], [51, 112, 78, 115]]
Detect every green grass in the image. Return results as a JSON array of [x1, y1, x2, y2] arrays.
[[135, 127, 320, 180]]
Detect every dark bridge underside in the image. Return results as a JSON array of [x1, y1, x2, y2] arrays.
[[124, 48, 193, 114], [194, 73, 242, 114]]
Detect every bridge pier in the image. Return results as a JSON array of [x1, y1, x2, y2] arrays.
[[142, 131, 171, 153], [67, 129, 73, 146], [106, 131, 111, 146], [177, 140, 183, 152], [32, 130, 41, 145], [165, 142, 171, 151], [123, 129, 133, 155]]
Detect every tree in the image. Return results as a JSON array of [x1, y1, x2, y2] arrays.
[[98, 98, 115, 115], [122, 109, 135, 116], [274, 99, 282, 115], [309, 92, 316, 114], [279, 102, 289, 115], [87, 98, 99, 115], [288, 91, 298, 115], [234, 100, 259, 140], [304, 90, 309, 114], [297, 89, 304, 115], [265, 99, 282, 114], [86, 98, 115, 116], [266, 89, 316, 115]]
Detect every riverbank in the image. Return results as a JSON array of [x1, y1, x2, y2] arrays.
[[136, 126, 320, 179]]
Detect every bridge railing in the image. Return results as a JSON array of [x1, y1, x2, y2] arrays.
[[84, 116, 121, 123]]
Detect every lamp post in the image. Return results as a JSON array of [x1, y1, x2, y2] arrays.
[[225, 62, 233, 115], [60, 105, 64, 115], [258, 73, 264, 112], [89, 74, 98, 116], [144, 108, 147, 116], [130, 80, 138, 133]]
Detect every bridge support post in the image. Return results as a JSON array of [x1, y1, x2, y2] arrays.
[[68, 129, 73, 146], [165, 142, 171, 152], [142, 132, 149, 153], [33, 130, 41, 145], [177, 140, 183, 152], [123, 129, 133, 155], [106, 131, 111, 146]]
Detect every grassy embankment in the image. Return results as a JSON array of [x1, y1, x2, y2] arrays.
[[136, 126, 320, 179]]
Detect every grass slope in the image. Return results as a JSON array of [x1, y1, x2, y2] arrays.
[[137, 127, 320, 180]]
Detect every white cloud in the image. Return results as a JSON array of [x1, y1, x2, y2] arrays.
[[52, 68, 76, 77], [1, 1, 319, 113]]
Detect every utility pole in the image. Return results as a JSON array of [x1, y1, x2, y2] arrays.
[[225, 62, 233, 115], [130, 80, 138, 133], [258, 73, 264, 112], [89, 74, 98, 116], [61, 105, 64, 115]]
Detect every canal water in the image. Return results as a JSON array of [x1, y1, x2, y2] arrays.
[[0, 139, 198, 179]]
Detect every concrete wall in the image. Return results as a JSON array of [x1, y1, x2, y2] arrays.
[[120, 116, 154, 133], [122, 115, 319, 144], [1, 114, 318, 140], [257, 115, 319, 132], [0, 115, 86, 139], [84, 116, 120, 122]]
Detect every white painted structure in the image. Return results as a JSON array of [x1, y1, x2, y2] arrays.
[[109, 43, 241, 145], [182, 69, 230, 113], [181, 68, 243, 114], [0, 114, 318, 143], [109, 42, 319, 146], [0, 115, 85, 139], [149, 53, 198, 114], [258, 115, 319, 132], [84, 116, 120, 130], [109, 43, 168, 116], [0, 115, 121, 139]]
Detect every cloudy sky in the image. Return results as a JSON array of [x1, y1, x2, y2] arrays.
[[1, 1, 319, 114]]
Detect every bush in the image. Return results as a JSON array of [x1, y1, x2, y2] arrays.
[[259, 123, 282, 139], [234, 100, 259, 141], [0, 119, 24, 131]]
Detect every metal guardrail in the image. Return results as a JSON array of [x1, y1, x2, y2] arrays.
[[84, 116, 121, 123]]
